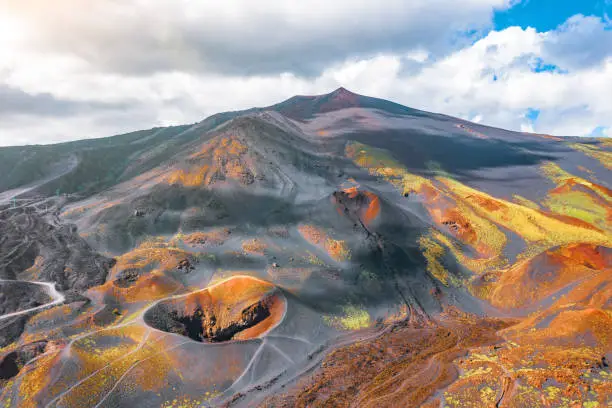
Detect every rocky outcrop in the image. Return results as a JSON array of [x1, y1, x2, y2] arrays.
[[0, 207, 114, 292]]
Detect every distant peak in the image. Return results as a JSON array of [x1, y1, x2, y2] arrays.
[[270, 86, 416, 120], [330, 87, 355, 96]]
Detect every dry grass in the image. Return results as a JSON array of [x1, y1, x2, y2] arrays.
[[262, 312, 511, 408], [241, 238, 267, 256], [174, 228, 232, 247], [298, 224, 351, 262], [166, 135, 256, 187]]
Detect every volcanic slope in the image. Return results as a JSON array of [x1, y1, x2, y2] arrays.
[[0, 88, 610, 408]]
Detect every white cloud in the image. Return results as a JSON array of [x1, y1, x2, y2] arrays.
[[2, 0, 511, 76], [520, 123, 535, 133], [542, 14, 612, 70], [0, 2, 611, 145], [371, 17, 612, 137]]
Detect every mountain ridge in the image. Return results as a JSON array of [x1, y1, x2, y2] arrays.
[[0, 89, 610, 408]]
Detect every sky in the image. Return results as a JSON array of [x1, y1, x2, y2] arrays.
[[0, 0, 611, 146]]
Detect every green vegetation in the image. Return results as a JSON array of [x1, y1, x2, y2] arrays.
[[324, 304, 371, 330]]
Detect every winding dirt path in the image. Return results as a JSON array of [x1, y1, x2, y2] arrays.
[[16, 275, 292, 408], [0, 279, 65, 321]]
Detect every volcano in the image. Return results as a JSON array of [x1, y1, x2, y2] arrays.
[[0, 88, 610, 407]]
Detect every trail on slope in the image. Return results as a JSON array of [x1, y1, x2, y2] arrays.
[[0, 280, 65, 321], [0, 155, 78, 204]]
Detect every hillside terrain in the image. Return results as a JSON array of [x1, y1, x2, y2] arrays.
[[0, 88, 610, 407]]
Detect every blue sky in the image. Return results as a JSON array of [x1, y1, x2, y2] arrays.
[[493, 0, 611, 137], [495, 0, 611, 31], [1, 0, 611, 145]]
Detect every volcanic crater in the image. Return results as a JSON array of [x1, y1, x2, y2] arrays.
[[1, 88, 611, 408], [143, 276, 286, 343]]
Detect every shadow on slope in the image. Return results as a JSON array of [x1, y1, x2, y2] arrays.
[[347, 129, 560, 176]]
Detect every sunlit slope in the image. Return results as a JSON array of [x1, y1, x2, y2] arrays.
[[346, 140, 611, 408], [0, 88, 610, 408]]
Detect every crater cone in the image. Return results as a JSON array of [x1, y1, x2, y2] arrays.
[[144, 276, 286, 343]]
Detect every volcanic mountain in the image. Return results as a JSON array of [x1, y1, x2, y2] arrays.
[[0, 88, 610, 407]]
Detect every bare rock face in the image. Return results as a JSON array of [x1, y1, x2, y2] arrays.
[[0, 281, 51, 316], [0, 206, 114, 347], [176, 258, 196, 273], [112, 268, 140, 288], [0, 317, 29, 349], [0, 206, 115, 292]]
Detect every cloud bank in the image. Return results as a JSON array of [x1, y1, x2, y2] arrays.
[[0, 1, 610, 145]]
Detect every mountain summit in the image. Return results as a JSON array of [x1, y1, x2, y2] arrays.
[[269, 87, 418, 120], [0, 90, 610, 408]]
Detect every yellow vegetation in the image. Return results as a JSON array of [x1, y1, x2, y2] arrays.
[[242, 238, 267, 256], [512, 194, 540, 210], [324, 305, 371, 330], [325, 238, 351, 262], [172, 228, 231, 247], [346, 142, 433, 196], [569, 142, 612, 170], [347, 142, 508, 274], [419, 233, 455, 286], [539, 162, 611, 231], [17, 352, 59, 407], [166, 135, 255, 187], [298, 224, 351, 262], [438, 177, 609, 252]]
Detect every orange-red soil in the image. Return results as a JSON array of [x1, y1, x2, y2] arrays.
[[261, 310, 512, 408]]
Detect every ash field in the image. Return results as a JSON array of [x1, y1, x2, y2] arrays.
[[0, 88, 610, 407]]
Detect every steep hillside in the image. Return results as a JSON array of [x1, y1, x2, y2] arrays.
[[0, 89, 610, 408]]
